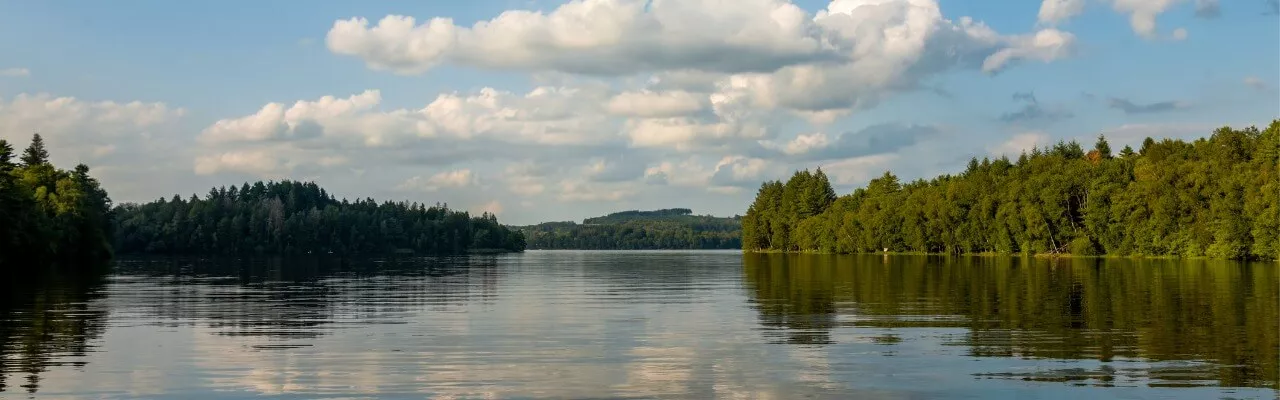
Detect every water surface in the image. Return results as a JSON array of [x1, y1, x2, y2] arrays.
[[1, 251, 1276, 399]]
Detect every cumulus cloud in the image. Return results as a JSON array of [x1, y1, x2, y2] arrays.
[[330, 0, 1074, 117], [0, 67, 29, 77], [988, 132, 1050, 156], [709, 156, 773, 188], [999, 91, 1073, 124], [200, 90, 380, 144], [0, 93, 185, 166], [1038, 0, 1086, 25], [982, 29, 1074, 74], [606, 90, 707, 118], [1109, 0, 1184, 38], [1106, 97, 1189, 114], [394, 169, 477, 192], [326, 0, 833, 76], [1040, 0, 1202, 38]]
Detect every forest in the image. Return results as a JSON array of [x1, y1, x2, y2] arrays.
[[519, 208, 742, 249], [0, 134, 114, 274], [112, 180, 526, 255], [742, 121, 1280, 260]]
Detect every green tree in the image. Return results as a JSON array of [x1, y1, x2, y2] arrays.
[[742, 121, 1280, 261], [20, 133, 49, 166]]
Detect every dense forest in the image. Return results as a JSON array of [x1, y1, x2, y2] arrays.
[[0, 134, 114, 273], [519, 208, 742, 249], [113, 180, 525, 255], [742, 121, 1280, 260]]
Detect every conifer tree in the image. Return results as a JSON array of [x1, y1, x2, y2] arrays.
[[20, 133, 49, 166]]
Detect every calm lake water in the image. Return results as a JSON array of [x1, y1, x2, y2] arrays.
[[1, 251, 1276, 399]]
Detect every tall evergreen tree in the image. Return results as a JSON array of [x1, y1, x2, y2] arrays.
[[20, 133, 49, 166], [1094, 135, 1113, 159]]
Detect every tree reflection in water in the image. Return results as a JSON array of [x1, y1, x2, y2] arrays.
[[742, 254, 1278, 389]]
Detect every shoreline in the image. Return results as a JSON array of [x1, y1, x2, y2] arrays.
[[741, 249, 1277, 261]]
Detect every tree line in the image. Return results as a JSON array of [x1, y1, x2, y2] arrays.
[[0, 133, 525, 268], [0, 134, 113, 273], [520, 209, 742, 249], [742, 121, 1280, 260], [113, 180, 526, 255]]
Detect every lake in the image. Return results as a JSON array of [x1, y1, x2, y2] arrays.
[[1, 251, 1276, 399]]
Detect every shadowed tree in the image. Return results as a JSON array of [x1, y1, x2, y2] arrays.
[[20, 134, 49, 166]]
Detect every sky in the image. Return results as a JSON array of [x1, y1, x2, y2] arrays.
[[0, 0, 1276, 225]]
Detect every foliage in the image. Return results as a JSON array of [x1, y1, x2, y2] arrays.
[[0, 134, 114, 273], [743, 121, 1280, 260], [520, 209, 741, 249], [112, 180, 525, 255]]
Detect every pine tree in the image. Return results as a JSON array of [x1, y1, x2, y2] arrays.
[[20, 133, 49, 166], [0, 139, 14, 171], [1094, 135, 1112, 159]]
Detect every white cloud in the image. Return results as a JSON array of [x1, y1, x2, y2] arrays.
[[1109, 0, 1183, 38], [701, 1, 1075, 116], [0, 93, 185, 166], [606, 90, 707, 118], [330, 0, 1075, 119], [820, 153, 898, 185], [326, 0, 828, 76], [200, 90, 382, 144], [394, 169, 477, 192], [194, 150, 284, 176], [1038, 0, 1086, 25], [988, 131, 1050, 156], [1038, 0, 1194, 38], [770, 133, 830, 155], [1171, 27, 1188, 41], [710, 155, 772, 187], [0, 67, 29, 77], [625, 117, 766, 150], [982, 29, 1075, 74]]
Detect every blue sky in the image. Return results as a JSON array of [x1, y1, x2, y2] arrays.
[[1, 0, 1276, 225]]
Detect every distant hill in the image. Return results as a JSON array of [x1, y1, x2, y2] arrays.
[[517, 209, 741, 250]]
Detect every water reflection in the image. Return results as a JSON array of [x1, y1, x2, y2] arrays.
[[0, 271, 109, 394], [2, 252, 1276, 398], [742, 254, 1279, 389], [109, 256, 501, 340]]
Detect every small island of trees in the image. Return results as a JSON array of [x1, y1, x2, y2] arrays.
[[519, 208, 742, 249], [112, 180, 526, 255]]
